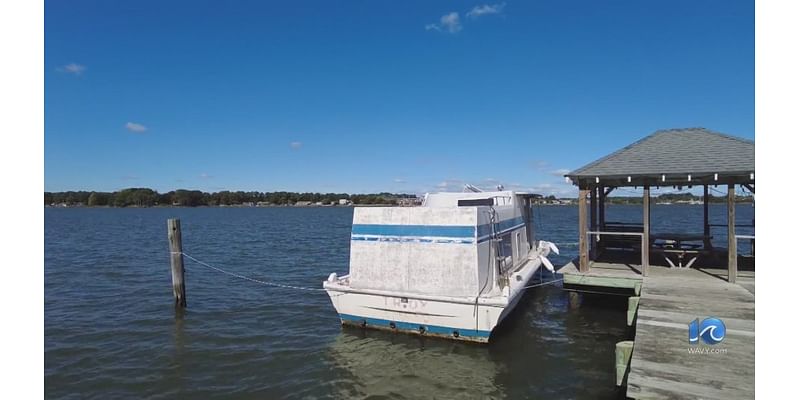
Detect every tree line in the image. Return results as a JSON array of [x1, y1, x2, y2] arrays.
[[606, 192, 753, 205], [44, 188, 417, 207]]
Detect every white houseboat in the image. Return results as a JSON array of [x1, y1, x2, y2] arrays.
[[323, 188, 558, 343]]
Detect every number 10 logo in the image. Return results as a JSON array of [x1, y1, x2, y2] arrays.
[[688, 317, 726, 345]]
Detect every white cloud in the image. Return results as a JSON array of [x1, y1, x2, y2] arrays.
[[289, 141, 303, 150], [199, 173, 213, 179], [426, 12, 462, 33], [58, 63, 86, 75], [393, 178, 407, 184], [550, 168, 571, 177], [467, 3, 506, 19], [529, 160, 550, 171], [433, 179, 474, 192], [125, 122, 147, 133]]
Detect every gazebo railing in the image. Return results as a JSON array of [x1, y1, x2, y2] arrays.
[[728, 234, 755, 283], [734, 234, 756, 256], [586, 231, 647, 276]]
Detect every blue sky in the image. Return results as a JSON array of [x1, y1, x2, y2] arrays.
[[45, 0, 754, 196]]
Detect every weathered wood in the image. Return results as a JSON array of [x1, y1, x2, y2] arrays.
[[559, 260, 643, 295], [599, 185, 606, 228], [578, 189, 589, 272], [168, 218, 187, 307], [627, 296, 640, 326], [590, 187, 597, 260], [598, 186, 606, 254], [616, 341, 634, 386], [703, 185, 710, 250], [627, 267, 755, 399], [727, 185, 737, 283], [642, 186, 650, 277]]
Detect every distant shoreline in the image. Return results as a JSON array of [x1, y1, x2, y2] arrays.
[[45, 202, 753, 209], [44, 188, 753, 208]]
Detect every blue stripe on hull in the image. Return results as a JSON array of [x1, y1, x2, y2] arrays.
[[351, 224, 475, 238], [350, 236, 474, 244], [351, 217, 527, 245], [339, 313, 491, 339]]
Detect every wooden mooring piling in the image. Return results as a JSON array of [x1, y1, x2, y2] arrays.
[[168, 218, 187, 308]]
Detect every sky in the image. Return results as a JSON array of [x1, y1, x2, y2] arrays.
[[44, 0, 754, 196]]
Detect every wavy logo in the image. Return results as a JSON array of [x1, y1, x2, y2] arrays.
[[688, 317, 726, 345]]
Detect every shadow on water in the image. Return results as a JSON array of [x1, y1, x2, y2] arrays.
[[324, 326, 503, 399]]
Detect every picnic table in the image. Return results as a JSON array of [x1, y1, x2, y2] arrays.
[[650, 233, 712, 268]]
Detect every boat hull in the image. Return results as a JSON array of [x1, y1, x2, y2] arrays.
[[325, 284, 513, 343], [323, 244, 548, 344]]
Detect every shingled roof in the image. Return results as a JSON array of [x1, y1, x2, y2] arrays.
[[566, 128, 755, 187]]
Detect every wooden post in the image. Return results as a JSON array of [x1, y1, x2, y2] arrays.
[[590, 187, 597, 260], [703, 185, 710, 250], [727, 185, 737, 283], [168, 218, 187, 307], [599, 185, 606, 255], [599, 185, 606, 229], [642, 186, 650, 277], [579, 188, 589, 272]]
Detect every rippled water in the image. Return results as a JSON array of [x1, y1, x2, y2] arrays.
[[44, 204, 753, 399]]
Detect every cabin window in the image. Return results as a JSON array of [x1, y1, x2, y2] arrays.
[[515, 232, 522, 260], [499, 233, 513, 260]]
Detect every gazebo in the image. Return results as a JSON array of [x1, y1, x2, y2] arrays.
[[563, 127, 754, 284]]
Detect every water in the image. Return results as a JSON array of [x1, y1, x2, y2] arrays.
[[44, 204, 753, 399]]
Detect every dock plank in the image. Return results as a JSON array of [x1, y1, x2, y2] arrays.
[[626, 267, 755, 399]]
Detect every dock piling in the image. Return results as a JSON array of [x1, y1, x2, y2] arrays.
[[168, 218, 187, 308], [626, 296, 640, 326], [615, 341, 633, 386]]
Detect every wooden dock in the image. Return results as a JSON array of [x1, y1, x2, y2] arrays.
[[558, 129, 755, 398], [560, 259, 643, 296], [560, 262, 755, 399]]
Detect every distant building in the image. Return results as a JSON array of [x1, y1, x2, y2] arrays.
[[294, 201, 312, 206], [339, 199, 350, 206], [397, 197, 422, 207]]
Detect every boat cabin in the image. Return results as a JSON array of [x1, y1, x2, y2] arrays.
[[347, 190, 540, 298]]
